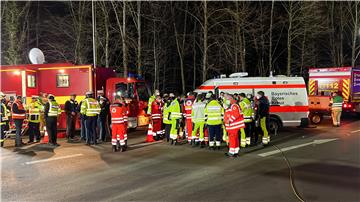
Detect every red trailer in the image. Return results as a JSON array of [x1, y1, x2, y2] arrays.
[[0, 63, 116, 129]]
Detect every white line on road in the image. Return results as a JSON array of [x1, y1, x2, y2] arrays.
[[350, 130, 360, 134], [258, 138, 338, 157], [24, 153, 83, 165]]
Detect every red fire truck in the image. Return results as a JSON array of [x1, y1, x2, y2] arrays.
[[0, 63, 150, 129], [308, 66, 360, 124]]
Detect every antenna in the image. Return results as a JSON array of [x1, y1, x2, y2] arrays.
[[29, 48, 45, 64]]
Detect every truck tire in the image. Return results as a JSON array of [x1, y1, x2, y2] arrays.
[[309, 113, 322, 124], [269, 117, 281, 136]]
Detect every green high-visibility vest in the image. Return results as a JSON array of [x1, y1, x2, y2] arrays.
[[48, 101, 61, 117], [331, 95, 343, 111], [81, 98, 100, 117], [163, 102, 171, 124], [0, 103, 9, 125], [169, 99, 181, 120], [28, 101, 43, 123], [240, 98, 254, 123], [147, 95, 155, 114], [205, 100, 224, 125]]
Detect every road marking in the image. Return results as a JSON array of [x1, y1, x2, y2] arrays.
[[258, 138, 338, 157], [24, 153, 83, 165], [350, 130, 360, 134]]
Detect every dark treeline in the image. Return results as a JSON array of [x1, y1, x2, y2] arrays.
[[1, 1, 359, 93]]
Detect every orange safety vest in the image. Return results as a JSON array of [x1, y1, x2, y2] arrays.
[[184, 98, 194, 120], [224, 103, 245, 131], [110, 104, 124, 124], [12, 100, 26, 120]]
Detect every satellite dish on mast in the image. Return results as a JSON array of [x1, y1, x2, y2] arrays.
[[29, 48, 45, 64]]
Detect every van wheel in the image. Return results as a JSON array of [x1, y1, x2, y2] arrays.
[[269, 117, 280, 136], [309, 113, 322, 124]]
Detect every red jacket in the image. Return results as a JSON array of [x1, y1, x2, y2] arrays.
[[151, 101, 162, 120], [110, 103, 124, 125], [183, 97, 195, 120], [224, 103, 245, 131]]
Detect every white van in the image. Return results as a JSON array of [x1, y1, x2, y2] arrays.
[[194, 73, 309, 133]]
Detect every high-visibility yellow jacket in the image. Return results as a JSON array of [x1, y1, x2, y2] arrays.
[[163, 101, 171, 124], [27, 101, 43, 123], [169, 99, 182, 120], [239, 98, 254, 123], [205, 100, 224, 125], [48, 100, 61, 117], [81, 98, 101, 117]]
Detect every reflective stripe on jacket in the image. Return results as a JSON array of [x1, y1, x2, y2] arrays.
[[224, 103, 245, 131], [204, 100, 224, 125]]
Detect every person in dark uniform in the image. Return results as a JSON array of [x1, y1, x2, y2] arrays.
[[77, 100, 86, 141], [64, 94, 78, 142], [0, 93, 10, 147], [44, 95, 61, 146], [97, 95, 109, 143]]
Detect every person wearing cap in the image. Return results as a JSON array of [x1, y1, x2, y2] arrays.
[[11, 95, 27, 147], [26, 95, 43, 143], [204, 93, 224, 150], [255, 91, 270, 145], [65, 94, 78, 142], [168, 93, 182, 145], [81, 91, 101, 145], [0, 93, 10, 147], [44, 95, 61, 146], [162, 93, 172, 142], [97, 90, 110, 143], [224, 94, 245, 158], [147, 89, 160, 115]]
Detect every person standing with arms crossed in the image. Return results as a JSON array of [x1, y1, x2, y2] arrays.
[[64, 94, 78, 142]]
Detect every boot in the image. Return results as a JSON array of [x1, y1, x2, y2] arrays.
[[112, 145, 117, 152], [200, 141, 205, 148], [170, 139, 174, 145], [217, 146, 221, 150], [119, 146, 124, 152], [0, 142, 3, 147], [124, 140, 128, 149]]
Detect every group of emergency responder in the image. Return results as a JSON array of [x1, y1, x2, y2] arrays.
[[0, 92, 62, 147], [0, 90, 122, 149], [146, 90, 270, 158]]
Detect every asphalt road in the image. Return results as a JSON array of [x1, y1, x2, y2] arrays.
[[1, 116, 360, 202]]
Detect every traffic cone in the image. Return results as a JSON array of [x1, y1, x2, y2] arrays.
[[146, 123, 155, 142], [41, 126, 49, 144]]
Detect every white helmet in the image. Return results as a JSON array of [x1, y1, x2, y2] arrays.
[[0, 92, 5, 98], [155, 89, 160, 96]]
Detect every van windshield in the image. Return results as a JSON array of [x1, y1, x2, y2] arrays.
[[115, 82, 134, 98], [136, 82, 150, 101]]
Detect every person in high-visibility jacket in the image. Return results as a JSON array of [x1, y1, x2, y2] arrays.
[[224, 94, 245, 158], [162, 94, 172, 142], [12, 95, 26, 147], [27, 95, 43, 143], [184, 92, 195, 144], [239, 93, 254, 147], [255, 91, 270, 145], [168, 93, 182, 145], [330, 92, 343, 127], [191, 94, 206, 147], [44, 95, 61, 146], [151, 95, 163, 140], [204, 94, 224, 150], [81, 91, 101, 145], [110, 96, 126, 152], [0, 92, 10, 147], [147, 89, 160, 115]]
